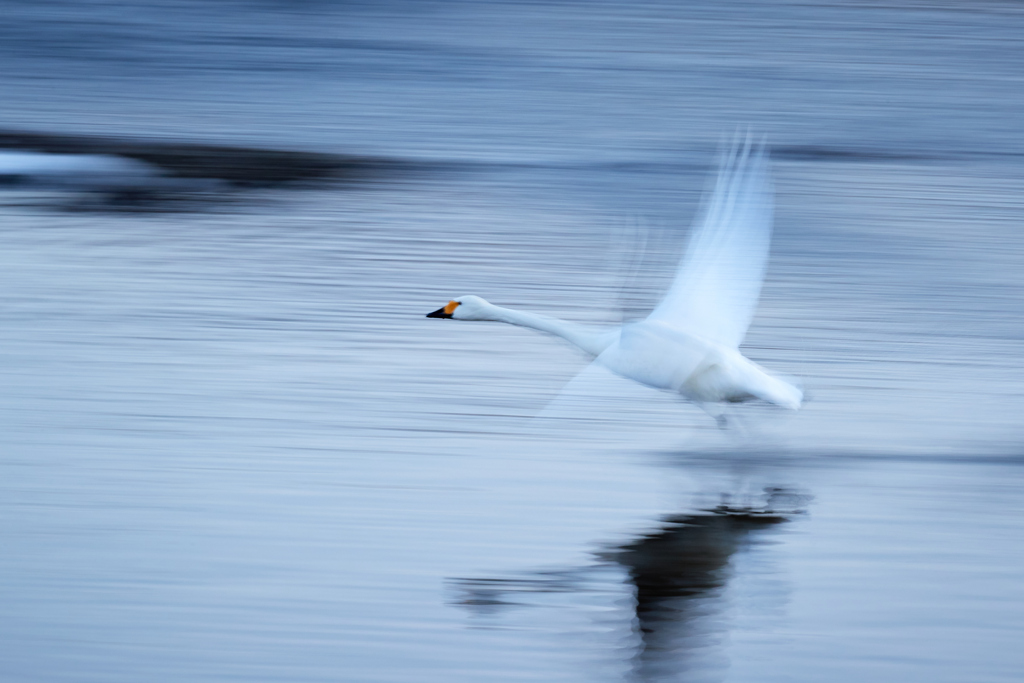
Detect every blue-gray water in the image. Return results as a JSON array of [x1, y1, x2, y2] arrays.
[[2, 1, 1024, 681]]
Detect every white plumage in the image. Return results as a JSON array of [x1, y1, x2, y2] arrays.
[[426, 136, 801, 425]]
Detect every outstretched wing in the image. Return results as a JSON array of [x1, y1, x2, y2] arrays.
[[645, 135, 773, 349], [534, 360, 633, 424], [531, 359, 693, 432]]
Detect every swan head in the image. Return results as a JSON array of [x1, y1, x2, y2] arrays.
[[425, 295, 493, 321]]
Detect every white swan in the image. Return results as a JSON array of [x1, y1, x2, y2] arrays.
[[426, 137, 802, 426]]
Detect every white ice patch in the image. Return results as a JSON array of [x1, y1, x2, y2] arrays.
[[0, 150, 161, 188]]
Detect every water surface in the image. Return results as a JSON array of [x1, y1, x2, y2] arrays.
[[2, 1, 1024, 681]]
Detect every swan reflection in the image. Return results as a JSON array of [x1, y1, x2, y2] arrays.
[[451, 488, 808, 681]]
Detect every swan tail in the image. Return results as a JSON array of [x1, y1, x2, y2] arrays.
[[748, 373, 803, 410]]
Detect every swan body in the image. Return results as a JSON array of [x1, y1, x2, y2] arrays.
[[426, 136, 802, 422], [599, 320, 799, 410]]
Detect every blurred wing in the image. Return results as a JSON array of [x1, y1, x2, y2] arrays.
[[645, 135, 773, 349], [530, 358, 706, 438], [534, 361, 635, 424], [605, 216, 652, 324], [534, 356, 681, 426]]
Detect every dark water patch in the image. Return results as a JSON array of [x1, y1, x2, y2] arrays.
[[773, 145, 937, 163], [661, 447, 1024, 472], [0, 128, 403, 187]]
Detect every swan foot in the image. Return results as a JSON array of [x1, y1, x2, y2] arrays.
[[695, 402, 730, 429]]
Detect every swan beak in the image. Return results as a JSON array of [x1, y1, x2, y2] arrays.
[[426, 307, 452, 319], [426, 300, 460, 319]]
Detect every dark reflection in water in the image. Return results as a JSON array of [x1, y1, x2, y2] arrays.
[[453, 488, 809, 682], [612, 488, 807, 682]]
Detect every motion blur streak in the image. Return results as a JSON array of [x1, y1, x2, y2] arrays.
[[1, 2, 1024, 682]]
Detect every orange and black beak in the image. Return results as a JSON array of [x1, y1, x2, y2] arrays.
[[426, 300, 460, 319]]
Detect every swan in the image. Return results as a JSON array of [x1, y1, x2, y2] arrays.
[[426, 136, 802, 426]]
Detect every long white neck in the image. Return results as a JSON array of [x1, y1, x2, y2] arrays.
[[483, 304, 617, 357]]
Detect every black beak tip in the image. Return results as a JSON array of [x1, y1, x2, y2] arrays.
[[426, 307, 452, 319]]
